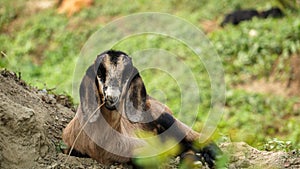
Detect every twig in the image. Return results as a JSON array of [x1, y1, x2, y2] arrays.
[[63, 102, 104, 164], [1, 51, 8, 57]]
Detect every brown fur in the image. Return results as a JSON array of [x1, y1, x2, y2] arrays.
[[62, 50, 214, 166], [63, 98, 200, 164]]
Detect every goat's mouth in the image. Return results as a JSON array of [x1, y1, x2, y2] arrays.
[[103, 87, 121, 110], [104, 100, 119, 110]]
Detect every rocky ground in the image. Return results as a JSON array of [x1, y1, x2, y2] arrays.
[[0, 69, 299, 169]]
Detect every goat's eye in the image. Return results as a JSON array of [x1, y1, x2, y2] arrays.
[[97, 63, 106, 83]]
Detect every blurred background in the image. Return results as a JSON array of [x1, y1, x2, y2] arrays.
[[1, 0, 300, 150]]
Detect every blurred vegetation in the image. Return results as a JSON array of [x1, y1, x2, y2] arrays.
[[1, 0, 300, 152]]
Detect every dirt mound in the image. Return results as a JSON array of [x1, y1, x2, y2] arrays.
[[221, 142, 300, 169], [0, 69, 299, 169], [0, 70, 104, 169]]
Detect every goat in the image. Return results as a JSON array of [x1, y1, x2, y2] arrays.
[[221, 7, 284, 26], [220, 9, 260, 27], [62, 50, 220, 168], [260, 7, 284, 18]]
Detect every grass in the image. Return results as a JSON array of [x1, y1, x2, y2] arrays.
[[1, 0, 300, 150]]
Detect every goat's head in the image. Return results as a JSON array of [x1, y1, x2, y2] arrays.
[[79, 50, 148, 122], [96, 50, 134, 109]]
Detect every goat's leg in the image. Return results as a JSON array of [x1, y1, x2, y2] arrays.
[[153, 112, 221, 168]]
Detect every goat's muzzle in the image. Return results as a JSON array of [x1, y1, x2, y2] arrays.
[[104, 86, 120, 110]]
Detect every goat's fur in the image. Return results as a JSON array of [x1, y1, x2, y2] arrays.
[[221, 7, 284, 26], [62, 50, 219, 167], [221, 9, 260, 26]]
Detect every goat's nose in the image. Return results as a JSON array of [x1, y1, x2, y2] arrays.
[[106, 94, 119, 103], [105, 87, 120, 104]]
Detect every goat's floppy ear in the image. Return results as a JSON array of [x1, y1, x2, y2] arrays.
[[123, 68, 149, 122], [79, 63, 103, 123]]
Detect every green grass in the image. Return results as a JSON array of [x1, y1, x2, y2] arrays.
[[1, 0, 300, 149], [210, 15, 300, 83]]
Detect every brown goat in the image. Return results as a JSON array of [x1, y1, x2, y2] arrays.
[[62, 50, 220, 168]]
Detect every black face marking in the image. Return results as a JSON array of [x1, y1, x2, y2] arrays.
[[106, 50, 127, 65], [110, 55, 119, 65], [97, 63, 106, 83]]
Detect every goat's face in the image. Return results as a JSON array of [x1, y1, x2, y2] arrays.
[[80, 50, 147, 122], [95, 51, 134, 110]]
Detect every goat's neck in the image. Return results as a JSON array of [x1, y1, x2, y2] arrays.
[[100, 107, 122, 131]]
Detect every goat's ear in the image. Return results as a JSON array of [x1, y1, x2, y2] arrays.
[[123, 68, 149, 122], [79, 64, 103, 123]]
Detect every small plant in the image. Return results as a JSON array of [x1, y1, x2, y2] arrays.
[[264, 138, 294, 152], [56, 140, 68, 153]]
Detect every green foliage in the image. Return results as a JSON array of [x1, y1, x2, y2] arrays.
[[133, 130, 181, 168], [56, 140, 68, 153], [0, 7, 96, 93], [0, 0, 24, 29], [264, 138, 294, 152], [210, 16, 300, 83], [217, 89, 300, 147]]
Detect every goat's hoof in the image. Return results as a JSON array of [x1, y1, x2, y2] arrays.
[[199, 142, 223, 169], [180, 152, 204, 168]]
